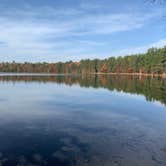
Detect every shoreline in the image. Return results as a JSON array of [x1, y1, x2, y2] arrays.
[[94, 72, 166, 78], [0, 72, 165, 78]]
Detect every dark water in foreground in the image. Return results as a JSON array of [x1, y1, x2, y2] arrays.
[[0, 75, 166, 166]]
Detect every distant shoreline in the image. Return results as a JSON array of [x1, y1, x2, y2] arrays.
[[94, 72, 166, 78], [0, 73, 62, 76], [0, 72, 166, 78]]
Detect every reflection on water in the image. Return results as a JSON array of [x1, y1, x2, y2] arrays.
[[0, 75, 166, 105], [0, 75, 166, 166]]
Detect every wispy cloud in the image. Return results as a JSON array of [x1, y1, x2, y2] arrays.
[[0, 41, 6, 45], [0, 1, 164, 62], [116, 39, 166, 56]]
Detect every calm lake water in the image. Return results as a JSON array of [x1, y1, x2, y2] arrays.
[[0, 75, 166, 166]]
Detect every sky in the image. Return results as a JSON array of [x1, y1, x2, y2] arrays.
[[0, 0, 165, 62]]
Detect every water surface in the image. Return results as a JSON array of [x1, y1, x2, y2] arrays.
[[0, 75, 166, 166]]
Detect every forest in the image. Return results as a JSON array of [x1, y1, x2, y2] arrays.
[[0, 46, 166, 74]]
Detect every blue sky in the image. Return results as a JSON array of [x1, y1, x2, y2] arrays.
[[0, 0, 165, 62]]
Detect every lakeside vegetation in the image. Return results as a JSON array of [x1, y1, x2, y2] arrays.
[[0, 46, 166, 75]]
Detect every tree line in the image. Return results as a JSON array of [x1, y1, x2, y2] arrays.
[[0, 46, 166, 74]]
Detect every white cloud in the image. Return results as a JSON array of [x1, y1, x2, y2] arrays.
[[116, 39, 166, 56], [0, 4, 164, 62]]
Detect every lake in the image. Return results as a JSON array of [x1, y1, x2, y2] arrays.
[[0, 75, 166, 166]]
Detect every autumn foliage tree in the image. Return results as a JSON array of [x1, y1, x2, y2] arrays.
[[0, 46, 165, 75]]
